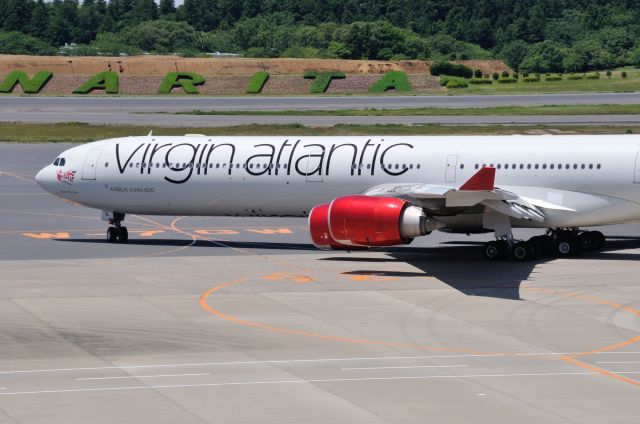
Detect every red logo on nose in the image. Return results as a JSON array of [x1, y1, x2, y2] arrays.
[[56, 170, 76, 184]]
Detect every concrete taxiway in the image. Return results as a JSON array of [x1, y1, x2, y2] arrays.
[[0, 142, 639, 423]]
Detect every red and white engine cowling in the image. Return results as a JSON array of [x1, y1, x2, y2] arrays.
[[308, 195, 429, 250]]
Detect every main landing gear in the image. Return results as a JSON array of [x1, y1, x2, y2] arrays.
[[483, 229, 605, 262], [106, 212, 128, 243]]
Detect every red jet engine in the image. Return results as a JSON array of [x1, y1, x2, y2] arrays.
[[308, 195, 428, 250]]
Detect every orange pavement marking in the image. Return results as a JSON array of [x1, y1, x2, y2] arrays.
[[21, 232, 70, 239], [561, 356, 640, 387], [524, 286, 640, 387], [199, 278, 493, 354], [194, 229, 240, 235], [0, 171, 37, 185], [261, 272, 314, 284], [246, 228, 293, 234]]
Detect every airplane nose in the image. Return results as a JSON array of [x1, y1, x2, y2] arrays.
[[35, 166, 54, 191]]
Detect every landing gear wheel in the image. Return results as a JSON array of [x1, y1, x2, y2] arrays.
[[578, 232, 595, 251], [117, 226, 128, 243], [106, 227, 117, 243], [555, 234, 579, 257], [589, 231, 605, 251], [484, 241, 505, 260], [510, 241, 532, 261], [527, 237, 542, 259]]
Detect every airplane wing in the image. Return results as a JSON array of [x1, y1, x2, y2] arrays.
[[361, 167, 575, 224]]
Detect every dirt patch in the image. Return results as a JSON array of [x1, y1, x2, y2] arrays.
[[0, 55, 508, 76]]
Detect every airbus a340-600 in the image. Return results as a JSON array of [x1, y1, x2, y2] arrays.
[[35, 134, 640, 261]]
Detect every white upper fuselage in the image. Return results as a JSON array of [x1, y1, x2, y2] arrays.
[[36, 135, 640, 229]]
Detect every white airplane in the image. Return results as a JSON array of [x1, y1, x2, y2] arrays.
[[35, 135, 640, 261]]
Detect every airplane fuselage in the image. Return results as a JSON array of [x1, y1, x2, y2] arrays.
[[36, 135, 640, 229]]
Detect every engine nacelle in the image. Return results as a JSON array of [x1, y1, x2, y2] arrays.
[[308, 195, 430, 249], [308, 203, 352, 250]]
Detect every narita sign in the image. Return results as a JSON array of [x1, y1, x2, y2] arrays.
[[0, 70, 412, 95]]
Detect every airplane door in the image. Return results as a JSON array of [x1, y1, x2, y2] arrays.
[[82, 149, 102, 180], [635, 150, 640, 183], [445, 154, 458, 183], [304, 150, 324, 182]]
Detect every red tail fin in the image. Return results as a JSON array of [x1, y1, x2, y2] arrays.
[[459, 166, 495, 191]]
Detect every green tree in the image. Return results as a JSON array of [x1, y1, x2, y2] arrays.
[[159, 0, 175, 17], [499, 40, 529, 70], [47, 0, 79, 46], [0, 31, 55, 55], [4, 0, 33, 32], [28, 0, 49, 39], [122, 20, 196, 52]]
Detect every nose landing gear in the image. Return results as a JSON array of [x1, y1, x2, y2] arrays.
[[106, 212, 128, 243]]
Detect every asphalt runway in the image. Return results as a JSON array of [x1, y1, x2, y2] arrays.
[[5, 110, 640, 127], [2, 94, 640, 127], [1, 143, 639, 423]]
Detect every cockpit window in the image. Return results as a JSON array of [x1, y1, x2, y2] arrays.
[[59, 158, 66, 166], [53, 158, 60, 166]]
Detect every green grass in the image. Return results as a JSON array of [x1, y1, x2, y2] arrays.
[[177, 103, 640, 116], [1, 122, 638, 143], [460, 68, 640, 94]]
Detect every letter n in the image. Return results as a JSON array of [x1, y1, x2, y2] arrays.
[[0, 71, 52, 94]]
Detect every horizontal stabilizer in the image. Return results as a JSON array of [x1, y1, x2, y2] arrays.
[[460, 167, 495, 191]]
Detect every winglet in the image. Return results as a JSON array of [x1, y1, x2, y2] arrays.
[[459, 166, 495, 191]]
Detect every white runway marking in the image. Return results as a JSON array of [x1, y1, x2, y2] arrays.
[[3, 371, 640, 396], [342, 365, 470, 371], [76, 373, 211, 381], [0, 351, 638, 375]]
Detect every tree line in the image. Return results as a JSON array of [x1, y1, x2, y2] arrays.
[[1, 0, 639, 73]]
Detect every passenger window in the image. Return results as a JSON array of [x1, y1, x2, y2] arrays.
[[597, 164, 601, 169], [519, 164, 524, 169], [104, 162, 109, 168], [475, 164, 479, 169], [581, 164, 585, 169], [129, 163, 133, 168], [367, 164, 371, 169], [527, 164, 531, 169], [542, 164, 546, 169], [588, 164, 593, 169], [416, 164, 421, 169], [459, 164, 464, 169], [550, 164, 554, 169], [497, 164, 502, 169], [573, 164, 578, 169]]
